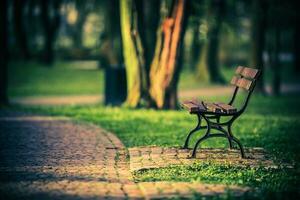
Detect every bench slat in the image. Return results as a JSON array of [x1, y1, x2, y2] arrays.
[[203, 103, 223, 113], [182, 100, 237, 114], [181, 101, 198, 113], [235, 66, 244, 74], [230, 76, 239, 85], [231, 76, 254, 91], [214, 102, 237, 114], [236, 78, 253, 90], [235, 66, 260, 79], [241, 67, 259, 79], [181, 100, 206, 113]]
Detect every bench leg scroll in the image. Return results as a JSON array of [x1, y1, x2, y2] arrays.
[[182, 114, 202, 149], [190, 117, 246, 159], [228, 125, 245, 158], [191, 116, 211, 158]]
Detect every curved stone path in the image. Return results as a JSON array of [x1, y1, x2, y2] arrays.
[[0, 113, 250, 199]]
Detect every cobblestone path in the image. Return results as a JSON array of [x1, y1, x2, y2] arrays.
[[129, 146, 292, 172], [0, 114, 250, 199]]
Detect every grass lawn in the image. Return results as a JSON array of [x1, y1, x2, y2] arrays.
[[8, 61, 103, 97], [9, 61, 300, 98], [10, 94, 300, 198], [6, 60, 300, 198], [9, 61, 224, 97]]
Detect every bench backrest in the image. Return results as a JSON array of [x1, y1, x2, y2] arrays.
[[230, 66, 260, 91], [228, 66, 261, 112]]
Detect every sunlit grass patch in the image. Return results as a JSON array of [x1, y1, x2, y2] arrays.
[[133, 163, 299, 198]]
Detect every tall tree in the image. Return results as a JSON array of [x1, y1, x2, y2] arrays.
[[100, 0, 123, 66], [250, 0, 268, 93], [272, 27, 281, 96], [40, 0, 62, 65], [0, 0, 8, 105], [189, 0, 205, 73], [206, 0, 226, 83], [120, 0, 148, 107], [190, 19, 202, 71], [293, 4, 300, 74], [149, 0, 188, 108], [101, 0, 127, 105], [13, 0, 30, 60], [120, 0, 188, 109], [135, 0, 160, 75]]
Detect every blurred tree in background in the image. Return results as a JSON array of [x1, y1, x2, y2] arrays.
[[250, 0, 268, 93], [0, 0, 299, 107], [40, 0, 62, 65], [206, 0, 226, 84], [13, 0, 31, 60], [0, 0, 8, 105]]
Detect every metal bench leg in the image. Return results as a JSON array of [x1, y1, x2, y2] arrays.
[[228, 138, 234, 149], [191, 120, 211, 158], [183, 114, 201, 149], [219, 125, 234, 149], [227, 132, 234, 149], [228, 125, 245, 158]]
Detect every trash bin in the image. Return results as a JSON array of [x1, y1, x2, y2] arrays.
[[104, 64, 127, 105]]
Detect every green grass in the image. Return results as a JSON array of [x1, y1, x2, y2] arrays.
[[15, 95, 300, 159], [133, 163, 299, 198], [9, 60, 219, 97], [10, 95, 300, 198], [8, 61, 300, 97], [8, 61, 103, 97]]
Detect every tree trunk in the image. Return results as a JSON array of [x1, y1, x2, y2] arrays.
[[272, 27, 281, 96], [101, 0, 123, 66], [40, 0, 61, 65], [196, 42, 210, 82], [149, 0, 188, 109], [72, 15, 86, 49], [294, 19, 300, 73], [135, 0, 160, 75], [190, 20, 202, 71], [206, 0, 225, 84], [250, 0, 268, 93], [120, 0, 147, 107], [0, 0, 8, 105], [101, 0, 127, 105], [13, 0, 30, 60]]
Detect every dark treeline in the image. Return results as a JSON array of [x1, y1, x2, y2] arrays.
[[0, 0, 299, 106]]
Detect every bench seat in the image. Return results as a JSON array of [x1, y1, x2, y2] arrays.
[[181, 100, 237, 115]]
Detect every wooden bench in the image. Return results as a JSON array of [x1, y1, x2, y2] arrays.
[[181, 66, 261, 158]]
